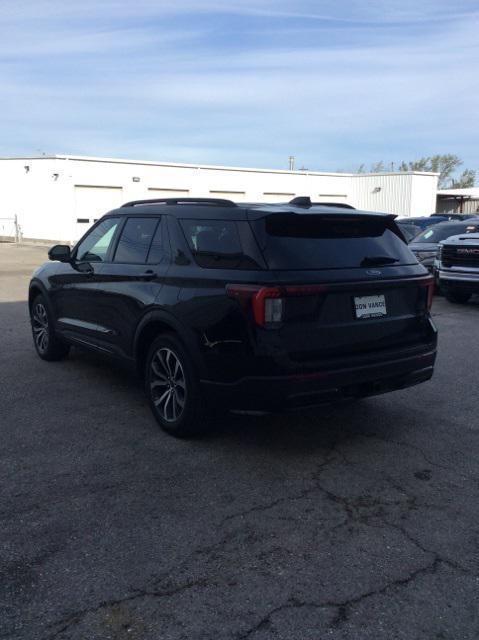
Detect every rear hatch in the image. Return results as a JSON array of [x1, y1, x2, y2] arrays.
[[245, 212, 434, 369]]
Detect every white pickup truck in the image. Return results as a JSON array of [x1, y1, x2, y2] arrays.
[[436, 233, 479, 304]]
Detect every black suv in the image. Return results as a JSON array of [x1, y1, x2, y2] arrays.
[[29, 197, 437, 437]]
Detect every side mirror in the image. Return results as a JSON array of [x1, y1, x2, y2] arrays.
[[48, 244, 71, 262]]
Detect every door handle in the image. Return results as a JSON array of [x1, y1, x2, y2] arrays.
[[140, 270, 156, 281]]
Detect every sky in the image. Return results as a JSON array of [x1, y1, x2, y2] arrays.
[[0, 0, 478, 173]]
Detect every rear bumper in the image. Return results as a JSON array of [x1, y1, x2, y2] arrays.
[[201, 345, 437, 411]]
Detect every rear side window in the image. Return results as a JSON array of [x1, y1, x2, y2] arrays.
[[180, 219, 258, 269], [114, 217, 159, 264], [251, 214, 416, 270]]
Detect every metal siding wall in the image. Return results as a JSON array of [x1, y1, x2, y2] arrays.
[[350, 174, 412, 215], [0, 157, 440, 241], [436, 199, 479, 215], [1, 159, 69, 242], [461, 199, 479, 214], [409, 174, 439, 216]]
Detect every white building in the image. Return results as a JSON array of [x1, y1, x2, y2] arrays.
[[0, 155, 439, 243]]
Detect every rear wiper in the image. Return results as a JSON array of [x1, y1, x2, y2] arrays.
[[360, 255, 399, 267]]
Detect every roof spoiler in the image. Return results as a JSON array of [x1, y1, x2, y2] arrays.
[[289, 196, 356, 210]]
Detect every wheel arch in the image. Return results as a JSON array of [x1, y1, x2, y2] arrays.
[[28, 281, 43, 309], [134, 311, 206, 379], [28, 279, 53, 315]]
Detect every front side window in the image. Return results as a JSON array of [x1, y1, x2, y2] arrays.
[[114, 217, 159, 264], [76, 217, 119, 262]]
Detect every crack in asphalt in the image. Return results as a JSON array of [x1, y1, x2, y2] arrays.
[[219, 451, 339, 528], [41, 529, 244, 639], [219, 445, 432, 537], [43, 577, 210, 640], [358, 431, 477, 481], [35, 433, 478, 640], [236, 557, 450, 639]]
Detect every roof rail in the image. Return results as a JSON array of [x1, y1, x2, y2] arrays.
[[288, 196, 356, 210], [121, 197, 237, 208]]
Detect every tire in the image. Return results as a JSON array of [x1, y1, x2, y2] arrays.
[[30, 294, 70, 361], [145, 334, 211, 438], [444, 290, 471, 305]]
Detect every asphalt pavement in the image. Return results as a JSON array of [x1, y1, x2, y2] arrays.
[[1, 242, 479, 640]]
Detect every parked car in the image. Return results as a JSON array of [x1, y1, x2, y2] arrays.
[[396, 221, 422, 243], [409, 219, 479, 273], [29, 197, 437, 437], [396, 216, 448, 231], [436, 232, 479, 304], [430, 212, 477, 221]]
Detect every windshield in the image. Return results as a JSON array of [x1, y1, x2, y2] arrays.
[[398, 224, 421, 242], [251, 214, 416, 270], [413, 223, 479, 244]]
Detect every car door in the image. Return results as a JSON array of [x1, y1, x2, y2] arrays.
[[92, 215, 171, 359], [50, 217, 121, 347]]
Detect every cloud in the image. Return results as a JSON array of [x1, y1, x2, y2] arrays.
[[3, 0, 479, 24], [0, 1, 477, 171], [0, 27, 202, 58]]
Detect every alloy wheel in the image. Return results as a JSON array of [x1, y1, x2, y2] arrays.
[[150, 347, 186, 422], [32, 303, 49, 353]]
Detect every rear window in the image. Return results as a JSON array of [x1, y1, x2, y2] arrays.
[[413, 223, 479, 244], [180, 219, 259, 269], [251, 214, 416, 270]]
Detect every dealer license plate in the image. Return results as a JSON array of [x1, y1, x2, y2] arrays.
[[354, 294, 387, 319]]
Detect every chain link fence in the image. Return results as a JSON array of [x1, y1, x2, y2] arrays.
[[0, 215, 22, 242]]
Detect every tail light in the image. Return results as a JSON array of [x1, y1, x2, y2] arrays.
[[426, 280, 435, 310], [420, 277, 435, 311], [226, 284, 327, 327]]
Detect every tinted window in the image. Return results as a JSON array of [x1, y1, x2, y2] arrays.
[[147, 218, 165, 264], [397, 217, 447, 230], [413, 223, 479, 244], [251, 214, 416, 269], [180, 219, 258, 269], [76, 217, 119, 262], [398, 223, 421, 243], [114, 217, 159, 264]]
